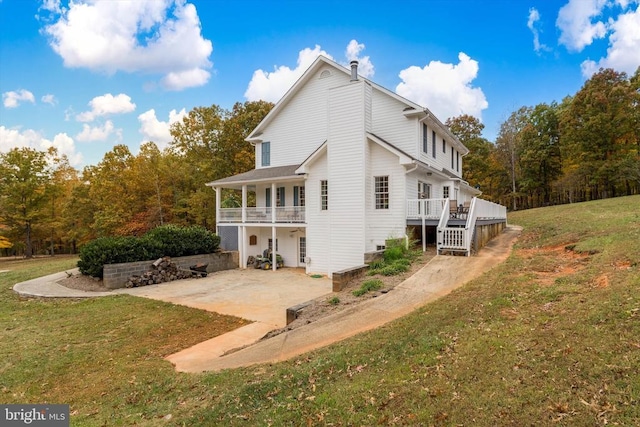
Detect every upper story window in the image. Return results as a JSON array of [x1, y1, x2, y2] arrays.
[[276, 187, 285, 207], [320, 180, 328, 211], [432, 131, 436, 159], [456, 152, 460, 172], [451, 146, 455, 169], [442, 138, 446, 153], [375, 176, 389, 209], [261, 141, 271, 167], [422, 124, 428, 154], [294, 186, 305, 207], [265, 187, 272, 207]]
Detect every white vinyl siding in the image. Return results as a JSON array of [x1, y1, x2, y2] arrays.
[[326, 81, 367, 275], [256, 69, 348, 167]]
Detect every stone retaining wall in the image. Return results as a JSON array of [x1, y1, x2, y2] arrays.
[[332, 264, 369, 292], [103, 251, 239, 289]]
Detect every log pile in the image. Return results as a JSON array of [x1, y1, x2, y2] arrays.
[[125, 256, 201, 288]]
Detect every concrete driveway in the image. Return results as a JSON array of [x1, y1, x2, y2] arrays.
[[118, 268, 332, 328]]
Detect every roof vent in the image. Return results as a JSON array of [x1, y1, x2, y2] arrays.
[[350, 60, 358, 81]]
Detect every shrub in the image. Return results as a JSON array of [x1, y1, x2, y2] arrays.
[[353, 279, 383, 297], [77, 225, 221, 278], [144, 225, 220, 257], [328, 296, 340, 305], [78, 236, 154, 278]]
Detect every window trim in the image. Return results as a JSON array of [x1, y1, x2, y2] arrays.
[[374, 175, 390, 210], [431, 130, 436, 159], [422, 123, 428, 154], [261, 141, 271, 167], [320, 180, 328, 211]]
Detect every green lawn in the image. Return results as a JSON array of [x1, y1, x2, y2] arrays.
[[1, 195, 639, 425]]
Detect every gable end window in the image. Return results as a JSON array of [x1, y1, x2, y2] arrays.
[[261, 141, 271, 167], [320, 180, 328, 211], [432, 131, 436, 159], [422, 124, 428, 154], [375, 176, 389, 209]]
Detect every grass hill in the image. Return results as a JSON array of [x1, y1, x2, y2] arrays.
[[1, 195, 638, 425]]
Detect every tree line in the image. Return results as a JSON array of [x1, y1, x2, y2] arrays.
[[0, 101, 273, 257], [449, 67, 639, 210], [1, 68, 638, 257]]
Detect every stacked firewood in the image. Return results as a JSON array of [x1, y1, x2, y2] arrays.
[[125, 256, 196, 288]]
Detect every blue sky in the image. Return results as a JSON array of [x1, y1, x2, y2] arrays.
[[1, 0, 639, 168]]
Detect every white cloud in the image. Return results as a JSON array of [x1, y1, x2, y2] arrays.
[[556, 0, 608, 52], [75, 120, 115, 142], [3, 89, 36, 108], [42, 0, 213, 90], [41, 94, 57, 105], [0, 126, 83, 166], [41, 133, 83, 165], [244, 40, 377, 102], [76, 93, 136, 122], [527, 8, 551, 53], [580, 4, 640, 77], [396, 52, 488, 122], [137, 108, 187, 148], [345, 39, 374, 78], [161, 68, 211, 91], [245, 45, 333, 102]]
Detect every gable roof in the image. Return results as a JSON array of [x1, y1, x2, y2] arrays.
[[245, 55, 465, 150]]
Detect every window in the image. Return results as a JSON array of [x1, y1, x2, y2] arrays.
[[422, 124, 428, 154], [443, 186, 450, 199], [375, 176, 389, 209], [456, 152, 460, 172], [268, 238, 278, 251], [442, 138, 446, 153], [320, 180, 328, 211], [376, 245, 386, 251], [451, 146, 454, 168], [265, 187, 271, 207], [299, 237, 306, 263], [432, 130, 436, 158], [276, 187, 285, 207], [294, 186, 305, 207], [261, 141, 270, 167]]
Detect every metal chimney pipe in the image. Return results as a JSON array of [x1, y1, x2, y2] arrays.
[[350, 60, 358, 81]]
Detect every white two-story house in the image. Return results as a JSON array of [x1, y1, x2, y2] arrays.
[[207, 56, 506, 278]]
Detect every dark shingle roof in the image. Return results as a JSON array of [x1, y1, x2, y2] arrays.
[[206, 164, 301, 187]]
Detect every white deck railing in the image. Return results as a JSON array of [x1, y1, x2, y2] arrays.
[[437, 197, 507, 256], [406, 198, 448, 219], [218, 206, 305, 224]]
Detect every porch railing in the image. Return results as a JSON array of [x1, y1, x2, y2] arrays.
[[437, 198, 507, 256], [406, 198, 448, 219], [218, 206, 305, 223]]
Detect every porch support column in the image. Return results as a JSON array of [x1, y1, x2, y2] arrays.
[[240, 226, 247, 268], [241, 185, 247, 223], [422, 216, 426, 252], [271, 225, 277, 272], [214, 187, 221, 233], [271, 183, 276, 223]]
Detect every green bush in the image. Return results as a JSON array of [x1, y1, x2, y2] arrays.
[[78, 236, 155, 278], [353, 279, 383, 297], [144, 225, 220, 257], [77, 225, 221, 278]]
